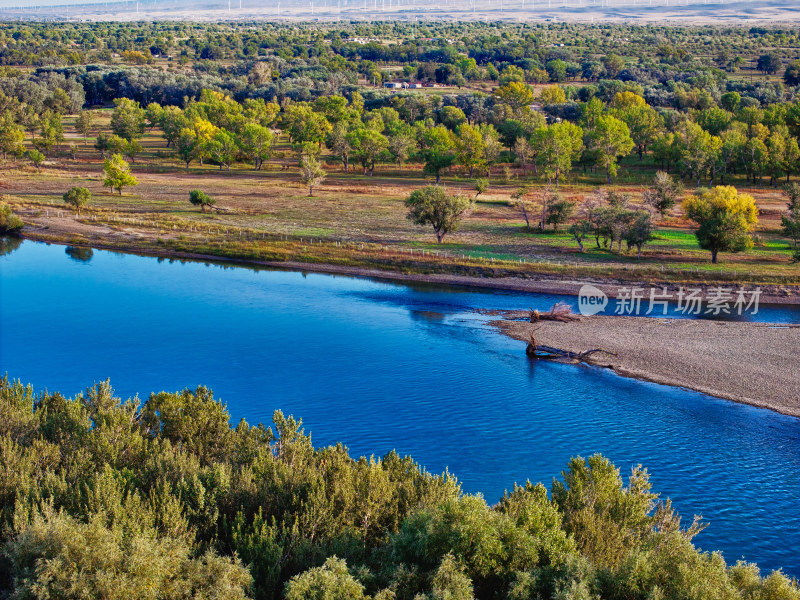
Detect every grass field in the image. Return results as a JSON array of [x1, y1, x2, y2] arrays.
[[3, 111, 799, 287]]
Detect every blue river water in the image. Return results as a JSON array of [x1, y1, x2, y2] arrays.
[[1, 239, 799, 576]]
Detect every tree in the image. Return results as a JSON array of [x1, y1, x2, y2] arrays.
[[420, 125, 456, 183], [780, 183, 800, 248], [546, 59, 568, 83], [63, 186, 91, 214], [299, 155, 326, 196], [439, 106, 467, 131], [75, 110, 94, 145], [511, 185, 535, 231], [569, 220, 592, 252], [546, 199, 575, 232], [589, 115, 634, 183], [643, 171, 683, 217], [0, 202, 24, 234], [721, 92, 742, 112], [26, 149, 44, 169], [513, 136, 533, 177], [499, 65, 525, 86], [624, 211, 655, 259], [160, 106, 189, 148], [110, 98, 146, 142], [328, 121, 353, 172], [785, 60, 800, 86], [612, 102, 663, 160], [757, 53, 782, 76], [683, 186, 759, 263], [536, 122, 584, 186], [494, 82, 535, 114], [431, 554, 475, 600], [349, 127, 387, 176], [208, 129, 237, 170], [176, 128, 197, 170], [539, 86, 567, 105], [237, 123, 273, 170], [406, 185, 473, 243], [102, 154, 138, 195], [387, 129, 415, 169], [0, 118, 25, 160], [189, 189, 217, 212], [285, 557, 364, 600], [454, 124, 486, 177], [282, 104, 331, 146], [474, 178, 489, 199]]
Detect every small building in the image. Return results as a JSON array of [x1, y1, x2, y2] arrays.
[[383, 82, 402, 89]]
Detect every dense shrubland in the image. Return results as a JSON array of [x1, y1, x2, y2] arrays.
[[0, 376, 798, 599]]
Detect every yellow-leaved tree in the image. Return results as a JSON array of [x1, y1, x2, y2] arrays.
[[682, 186, 759, 263]]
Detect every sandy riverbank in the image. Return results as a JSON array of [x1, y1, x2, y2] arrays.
[[497, 314, 800, 417]]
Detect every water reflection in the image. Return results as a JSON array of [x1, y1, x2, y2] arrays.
[[0, 236, 23, 257], [65, 246, 94, 263]]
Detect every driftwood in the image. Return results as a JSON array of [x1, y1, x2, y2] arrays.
[[530, 302, 581, 323], [525, 333, 602, 362]]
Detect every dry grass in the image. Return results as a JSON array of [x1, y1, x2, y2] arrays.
[[3, 129, 800, 286]]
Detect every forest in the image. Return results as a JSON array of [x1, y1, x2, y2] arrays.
[[1, 375, 799, 599], [1, 21, 800, 279]]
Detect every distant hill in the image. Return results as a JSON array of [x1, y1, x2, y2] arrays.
[[1, 0, 800, 22]]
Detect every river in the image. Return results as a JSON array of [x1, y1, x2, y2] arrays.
[[1, 239, 798, 576]]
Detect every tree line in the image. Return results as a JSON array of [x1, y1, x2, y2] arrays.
[[0, 376, 798, 599]]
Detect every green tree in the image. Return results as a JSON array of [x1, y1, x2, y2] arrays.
[[282, 104, 332, 146], [0, 202, 24, 234], [624, 210, 655, 259], [683, 186, 759, 263], [454, 124, 486, 178], [785, 60, 800, 86], [420, 125, 456, 183], [405, 185, 473, 243], [589, 115, 634, 183], [474, 178, 489, 199], [536, 122, 584, 186], [757, 53, 782, 75], [176, 128, 197, 169], [612, 101, 663, 160], [285, 557, 365, 600], [75, 110, 94, 145], [349, 127, 387, 176], [110, 98, 146, 142], [328, 121, 353, 172], [26, 149, 44, 169], [431, 553, 475, 600], [102, 153, 138, 195], [781, 183, 800, 248], [299, 154, 326, 196], [546, 199, 575, 232], [721, 91, 742, 112], [0, 117, 25, 160], [569, 220, 592, 252], [63, 186, 91, 214], [237, 123, 273, 170], [189, 189, 217, 212], [439, 106, 467, 131], [160, 106, 189, 148], [208, 129, 237, 170]]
